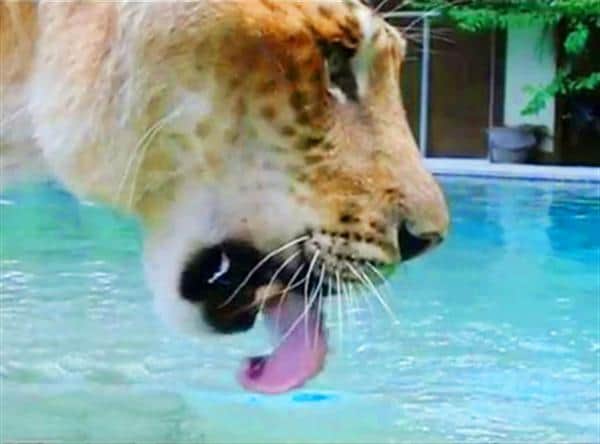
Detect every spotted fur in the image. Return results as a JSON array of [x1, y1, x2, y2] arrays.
[[1, 1, 449, 335]]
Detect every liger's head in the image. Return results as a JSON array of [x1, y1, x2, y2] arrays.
[[32, 0, 449, 393]]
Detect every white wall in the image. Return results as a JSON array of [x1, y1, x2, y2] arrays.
[[504, 23, 557, 152]]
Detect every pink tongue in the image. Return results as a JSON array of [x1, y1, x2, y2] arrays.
[[238, 295, 327, 394]]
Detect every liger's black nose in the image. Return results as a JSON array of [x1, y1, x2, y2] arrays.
[[397, 223, 443, 262]]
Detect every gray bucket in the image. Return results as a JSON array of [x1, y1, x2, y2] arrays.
[[487, 127, 537, 164]]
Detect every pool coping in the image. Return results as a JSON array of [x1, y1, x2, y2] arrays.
[[424, 158, 600, 183]]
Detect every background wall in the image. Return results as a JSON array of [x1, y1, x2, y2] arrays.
[[504, 23, 557, 153]]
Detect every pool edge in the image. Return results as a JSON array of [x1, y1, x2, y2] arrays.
[[425, 158, 600, 183]]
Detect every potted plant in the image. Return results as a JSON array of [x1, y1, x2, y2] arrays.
[[486, 124, 549, 164]]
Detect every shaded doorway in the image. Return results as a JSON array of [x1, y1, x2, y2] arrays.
[[427, 29, 500, 158]]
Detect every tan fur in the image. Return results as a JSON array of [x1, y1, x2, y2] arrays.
[[1, 1, 449, 326]]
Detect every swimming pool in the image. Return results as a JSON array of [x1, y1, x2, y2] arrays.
[[1, 176, 598, 443]]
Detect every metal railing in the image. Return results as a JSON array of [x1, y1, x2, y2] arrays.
[[384, 11, 441, 156]]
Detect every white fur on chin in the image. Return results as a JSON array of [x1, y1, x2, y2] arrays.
[[143, 154, 318, 337]]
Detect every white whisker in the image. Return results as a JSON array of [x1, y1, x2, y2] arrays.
[[343, 281, 354, 336], [303, 251, 321, 345], [283, 276, 308, 294], [366, 262, 394, 299], [340, 280, 352, 341], [274, 264, 322, 351], [310, 266, 327, 349], [219, 235, 309, 308], [258, 250, 301, 314], [374, 0, 393, 14], [324, 274, 334, 327], [126, 122, 166, 209], [312, 288, 323, 350], [347, 280, 362, 330], [353, 278, 375, 326], [274, 264, 306, 332], [360, 266, 400, 325], [345, 261, 399, 325], [343, 280, 357, 330], [335, 270, 344, 351], [325, 274, 334, 348], [247, 270, 308, 313], [116, 108, 181, 208]]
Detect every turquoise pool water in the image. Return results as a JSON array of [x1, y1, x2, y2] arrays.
[[1, 177, 598, 443]]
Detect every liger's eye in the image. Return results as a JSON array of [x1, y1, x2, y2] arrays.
[[319, 41, 358, 102]]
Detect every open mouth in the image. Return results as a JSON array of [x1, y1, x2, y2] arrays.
[[179, 238, 334, 394], [179, 235, 397, 394]]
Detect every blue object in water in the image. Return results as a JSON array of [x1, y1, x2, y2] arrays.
[[292, 392, 333, 403]]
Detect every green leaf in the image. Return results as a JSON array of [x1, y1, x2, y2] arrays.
[[572, 72, 600, 90], [564, 23, 589, 55], [392, 1, 599, 116]]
